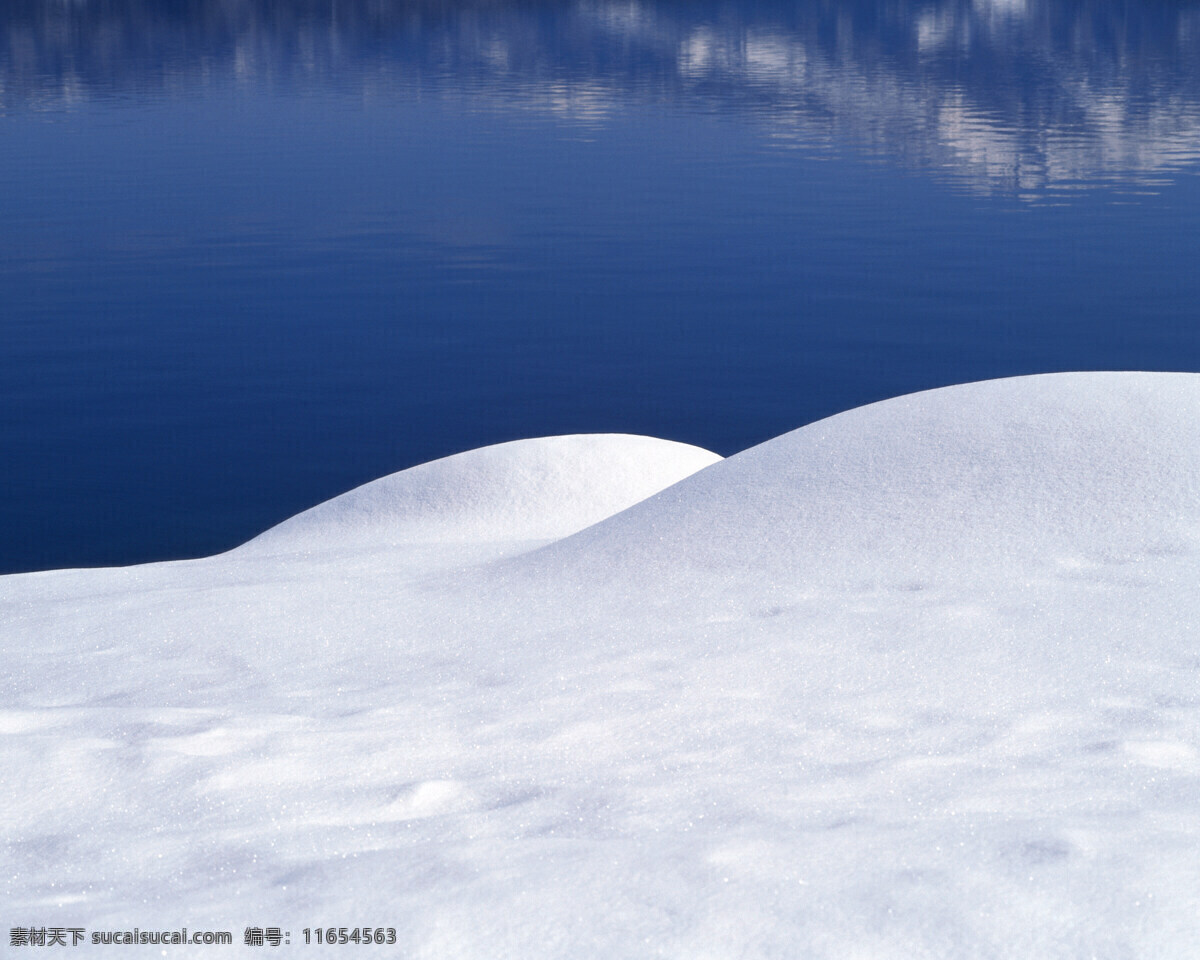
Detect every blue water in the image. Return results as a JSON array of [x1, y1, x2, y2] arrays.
[[2, 0, 1199, 573]]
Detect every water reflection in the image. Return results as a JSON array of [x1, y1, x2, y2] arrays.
[[4, 0, 1200, 195]]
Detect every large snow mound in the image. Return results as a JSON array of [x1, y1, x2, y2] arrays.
[[240, 433, 721, 555], [527, 372, 1200, 591], [3, 373, 1199, 959]]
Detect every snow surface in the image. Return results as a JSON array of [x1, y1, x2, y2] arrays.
[[240, 433, 721, 568], [3, 372, 1199, 957]]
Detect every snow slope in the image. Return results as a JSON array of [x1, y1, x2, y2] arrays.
[[528, 371, 1200, 583], [2, 373, 1198, 958], [241, 433, 722, 559]]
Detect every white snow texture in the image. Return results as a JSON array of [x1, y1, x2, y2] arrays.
[[2, 372, 1199, 957]]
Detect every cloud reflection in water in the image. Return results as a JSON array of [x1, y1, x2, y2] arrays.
[[3, 0, 1200, 197]]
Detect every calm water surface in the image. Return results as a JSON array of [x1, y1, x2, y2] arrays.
[[2, 0, 1199, 572]]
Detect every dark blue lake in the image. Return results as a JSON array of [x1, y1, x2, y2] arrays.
[[2, 0, 1199, 573]]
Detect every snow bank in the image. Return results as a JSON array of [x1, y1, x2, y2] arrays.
[[526, 372, 1200, 590], [2, 373, 1199, 959], [241, 433, 721, 556]]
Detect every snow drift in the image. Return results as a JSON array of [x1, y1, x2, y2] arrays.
[[523, 372, 1200, 589], [241, 433, 722, 556], [2, 373, 1198, 959]]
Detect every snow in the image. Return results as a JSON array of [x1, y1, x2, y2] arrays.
[[3, 372, 1199, 957], [245, 433, 722, 553]]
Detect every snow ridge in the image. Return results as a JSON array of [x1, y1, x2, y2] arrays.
[[239, 433, 721, 556], [524, 372, 1200, 590], [3, 373, 1199, 959]]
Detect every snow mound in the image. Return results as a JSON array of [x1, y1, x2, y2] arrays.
[[5, 373, 1200, 958], [529, 373, 1200, 588], [240, 433, 720, 555]]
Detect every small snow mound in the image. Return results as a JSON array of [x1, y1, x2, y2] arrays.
[[238, 434, 720, 555], [531, 373, 1200, 585]]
